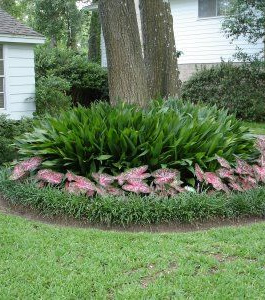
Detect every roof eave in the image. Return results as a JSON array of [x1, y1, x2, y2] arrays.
[[82, 4, 98, 12], [0, 34, 46, 44]]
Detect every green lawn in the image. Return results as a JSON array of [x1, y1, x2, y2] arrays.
[[0, 213, 264, 299], [242, 122, 265, 135]]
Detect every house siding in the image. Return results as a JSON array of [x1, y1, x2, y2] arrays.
[[171, 0, 263, 80], [101, 0, 263, 81], [2, 44, 36, 119]]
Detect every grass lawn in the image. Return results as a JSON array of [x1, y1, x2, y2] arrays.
[[242, 122, 265, 135], [0, 213, 264, 299]]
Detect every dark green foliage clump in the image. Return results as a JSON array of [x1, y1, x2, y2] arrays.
[[35, 76, 72, 116], [35, 46, 109, 109], [16, 100, 256, 177], [0, 115, 33, 165], [0, 179, 264, 226], [181, 62, 265, 122]]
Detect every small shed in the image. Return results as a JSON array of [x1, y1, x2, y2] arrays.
[[0, 9, 45, 119]]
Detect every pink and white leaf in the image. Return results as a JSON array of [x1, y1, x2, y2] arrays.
[[216, 156, 231, 169], [20, 157, 43, 172], [216, 168, 235, 180], [10, 165, 27, 180], [66, 171, 96, 191], [253, 165, 265, 182], [122, 179, 151, 194], [238, 177, 255, 190], [92, 173, 115, 187], [204, 172, 229, 192], [152, 168, 178, 184], [228, 181, 243, 192], [235, 159, 254, 176], [10, 157, 43, 181], [37, 169, 64, 185], [195, 164, 204, 182]]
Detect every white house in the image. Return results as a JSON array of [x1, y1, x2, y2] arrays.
[[0, 9, 45, 120], [87, 0, 263, 81]]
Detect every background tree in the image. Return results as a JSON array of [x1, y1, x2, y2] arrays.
[[139, 0, 181, 99], [64, 0, 81, 49], [0, 0, 34, 21], [35, 0, 65, 47], [222, 0, 265, 60], [35, 0, 81, 49], [88, 0, 101, 63], [98, 0, 149, 106]]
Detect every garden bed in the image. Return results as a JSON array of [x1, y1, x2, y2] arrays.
[[0, 179, 264, 228]]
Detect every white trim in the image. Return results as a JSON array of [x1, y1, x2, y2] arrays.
[[0, 44, 5, 110], [0, 34, 45, 45], [83, 4, 98, 12], [197, 16, 224, 21]]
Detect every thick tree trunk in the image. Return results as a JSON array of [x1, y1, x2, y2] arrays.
[[98, 0, 149, 106], [139, 0, 181, 99], [88, 10, 101, 63]]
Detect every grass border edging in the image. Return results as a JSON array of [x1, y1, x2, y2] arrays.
[[0, 180, 265, 226]]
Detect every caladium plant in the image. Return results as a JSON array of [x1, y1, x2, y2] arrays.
[[10, 157, 42, 180], [194, 141, 265, 193], [37, 169, 64, 185]]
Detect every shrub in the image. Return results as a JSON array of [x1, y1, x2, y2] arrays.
[[0, 115, 33, 165], [181, 62, 265, 122], [0, 178, 265, 226], [35, 46, 109, 106], [35, 76, 72, 116], [15, 100, 257, 179]]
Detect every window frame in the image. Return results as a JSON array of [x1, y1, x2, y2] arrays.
[[0, 44, 5, 110], [198, 0, 230, 19]]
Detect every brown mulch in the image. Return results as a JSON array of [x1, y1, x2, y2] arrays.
[[0, 196, 264, 233]]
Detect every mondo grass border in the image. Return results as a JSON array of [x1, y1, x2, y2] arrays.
[[0, 180, 265, 226]]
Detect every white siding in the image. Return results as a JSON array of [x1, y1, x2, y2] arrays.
[[100, 0, 263, 67], [1, 44, 36, 120], [101, 28, 107, 68], [171, 0, 263, 64]]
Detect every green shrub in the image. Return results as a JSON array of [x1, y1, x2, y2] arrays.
[[0, 115, 33, 165], [35, 75, 72, 116], [181, 62, 265, 122], [0, 178, 264, 226], [15, 100, 256, 178], [35, 46, 109, 106]]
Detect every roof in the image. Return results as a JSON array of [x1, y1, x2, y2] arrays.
[[0, 8, 44, 39]]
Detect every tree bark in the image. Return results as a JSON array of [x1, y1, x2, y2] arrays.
[[139, 0, 181, 99], [88, 10, 101, 63], [98, 0, 149, 106]]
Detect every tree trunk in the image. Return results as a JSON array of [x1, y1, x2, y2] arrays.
[[139, 0, 181, 99], [88, 10, 101, 63], [98, 0, 149, 106]]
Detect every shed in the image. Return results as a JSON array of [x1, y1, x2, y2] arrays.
[[0, 9, 45, 120]]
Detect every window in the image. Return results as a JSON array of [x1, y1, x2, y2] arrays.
[[0, 45, 4, 109], [198, 0, 230, 18]]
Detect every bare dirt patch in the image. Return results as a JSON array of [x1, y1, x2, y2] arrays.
[[0, 196, 264, 233]]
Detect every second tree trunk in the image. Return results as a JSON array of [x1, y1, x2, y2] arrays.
[[139, 0, 181, 99]]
